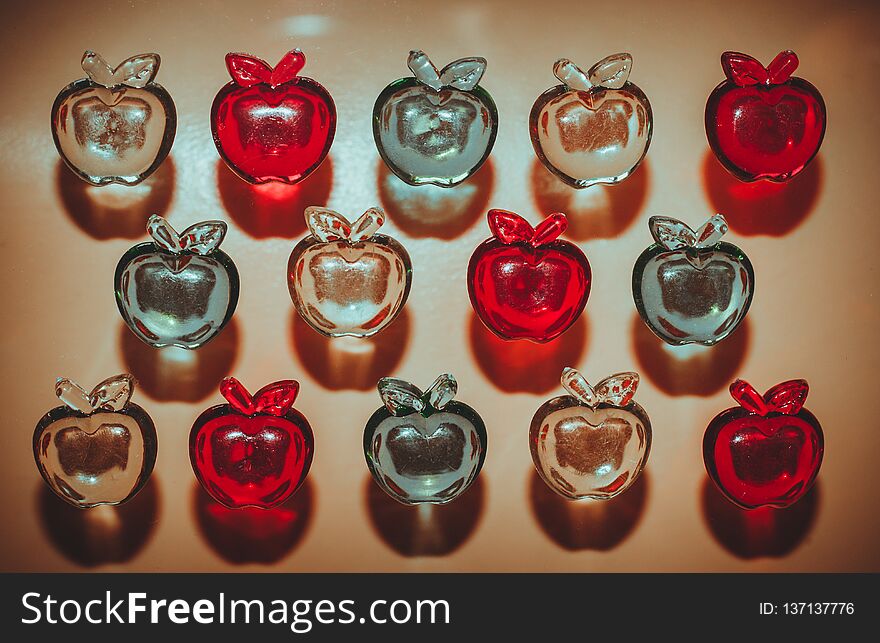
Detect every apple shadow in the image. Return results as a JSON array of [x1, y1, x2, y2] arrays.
[[193, 480, 314, 565], [290, 307, 410, 391], [119, 318, 240, 402], [217, 156, 333, 239], [377, 158, 493, 239], [632, 313, 750, 397], [469, 311, 589, 394], [702, 151, 823, 237], [56, 157, 175, 240], [365, 475, 485, 557], [36, 476, 159, 567], [530, 158, 649, 241], [528, 469, 649, 551], [701, 477, 820, 559]]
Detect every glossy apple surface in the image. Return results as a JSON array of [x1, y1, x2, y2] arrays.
[[364, 401, 486, 505], [288, 235, 411, 337], [33, 405, 157, 508], [705, 51, 826, 182], [531, 396, 650, 500], [115, 243, 239, 349], [531, 85, 650, 188], [632, 242, 753, 346], [373, 79, 497, 187], [52, 81, 175, 186]]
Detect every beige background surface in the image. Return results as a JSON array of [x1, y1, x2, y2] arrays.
[[1, 0, 878, 572]]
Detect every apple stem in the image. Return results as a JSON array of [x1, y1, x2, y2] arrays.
[[648, 215, 727, 251], [305, 206, 384, 243], [81, 51, 161, 89], [561, 369, 639, 408]]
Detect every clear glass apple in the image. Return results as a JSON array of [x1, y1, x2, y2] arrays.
[[115, 215, 240, 349], [632, 214, 755, 346], [364, 374, 487, 505], [51, 51, 176, 186], [33, 374, 157, 508], [288, 206, 412, 338], [530, 54, 652, 189], [373, 50, 498, 187], [530, 369, 651, 500]]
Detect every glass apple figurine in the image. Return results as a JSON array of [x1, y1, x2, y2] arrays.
[[704, 379, 824, 509], [632, 214, 754, 346], [530, 53, 652, 189], [364, 374, 487, 505], [115, 215, 239, 349], [372, 50, 498, 187], [211, 49, 336, 184], [531, 368, 650, 500], [288, 206, 412, 338], [705, 50, 826, 182], [190, 377, 314, 509], [51, 51, 176, 186], [33, 374, 157, 509], [468, 209, 591, 343]]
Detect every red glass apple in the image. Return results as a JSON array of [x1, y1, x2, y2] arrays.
[[190, 377, 314, 509], [705, 50, 826, 182], [211, 49, 335, 185], [703, 379, 824, 509], [467, 209, 591, 343]]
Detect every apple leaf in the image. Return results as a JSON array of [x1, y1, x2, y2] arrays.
[[425, 374, 457, 411], [253, 380, 300, 416], [226, 52, 273, 87], [649, 216, 696, 249], [407, 51, 442, 91], [115, 53, 160, 88], [721, 51, 767, 87], [55, 378, 94, 414], [89, 374, 135, 411], [270, 49, 306, 87], [306, 206, 353, 242], [553, 59, 592, 92], [587, 53, 632, 90], [180, 220, 228, 255], [766, 50, 799, 85], [488, 209, 534, 244], [147, 215, 181, 252], [439, 58, 487, 91], [764, 379, 809, 415], [594, 372, 639, 407], [561, 367, 598, 407], [693, 214, 728, 248], [350, 208, 385, 242], [220, 377, 255, 415], [378, 378, 426, 417], [730, 379, 769, 415]]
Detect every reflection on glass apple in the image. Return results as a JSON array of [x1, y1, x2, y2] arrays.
[[33, 374, 157, 508], [51, 51, 176, 186]]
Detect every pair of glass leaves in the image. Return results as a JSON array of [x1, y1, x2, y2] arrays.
[[50, 48, 825, 189], [112, 206, 754, 350], [33, 371, 822, 513]]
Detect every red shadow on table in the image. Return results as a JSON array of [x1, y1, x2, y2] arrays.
[[470, 311, 588, 394], [119, 318, 240, 402], [290, 308, 410, 391], [529, 469, 648, 551], [37, 477, 159, 567], [365, 475, 484, 557], [632, 313, 749, 397], [702, 151, 822, 237], [193, 480, 313, 565], [57, 157, 175, 240], [217, 157, 333, 239], [378, 158, 493, 239], [530, 158, 648, 241], [701, 477, 820, 559]]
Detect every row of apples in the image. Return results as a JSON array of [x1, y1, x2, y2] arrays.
[[52, 47, 825, 190], [39, 46, 825, 524]]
